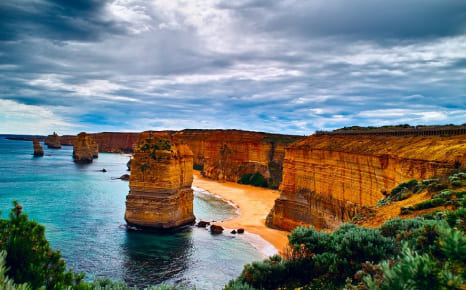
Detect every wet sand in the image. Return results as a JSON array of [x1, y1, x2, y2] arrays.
[[193, 172, 290, 254]]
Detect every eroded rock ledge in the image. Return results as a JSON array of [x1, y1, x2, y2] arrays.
[[267, 134, 465, 231], [124, 131, 195, 229]]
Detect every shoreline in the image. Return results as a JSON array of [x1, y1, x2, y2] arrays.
[[192, 172, 290, 255]]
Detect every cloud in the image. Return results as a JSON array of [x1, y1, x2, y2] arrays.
[[0, 0, 465, 135], [0, 99, 78, 135]]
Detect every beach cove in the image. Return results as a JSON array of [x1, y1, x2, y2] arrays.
[[193, 172, 290, 254]]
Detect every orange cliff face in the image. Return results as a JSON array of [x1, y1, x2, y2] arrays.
[[61, 132, 139, 152], [124, 131, 195, 229], [267, 134, 466, 231], [174, 129, 303, 188], [91, 132, 139, 152], [61, 130, 303, 187], [72, 132, 99, 163]]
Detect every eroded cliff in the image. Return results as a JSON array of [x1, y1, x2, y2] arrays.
[[60, 132, 139, 152], [125, 131, 195, 229], [60, 130, 303, 188], [175, 129, 302, 188], [267, 134, 466, 231]]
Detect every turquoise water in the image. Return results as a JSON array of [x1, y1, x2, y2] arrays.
[[0, 137, 266, 289]]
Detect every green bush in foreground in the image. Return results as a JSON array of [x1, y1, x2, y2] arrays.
[[0, 201, 85, 289], [227, 208, 465, 289], [231, 223, 394, 289], [0, 251, 28, 290], [0, 201, 187, 290]]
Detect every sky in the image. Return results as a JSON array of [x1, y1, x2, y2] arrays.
[[0, 0, 465, 135]]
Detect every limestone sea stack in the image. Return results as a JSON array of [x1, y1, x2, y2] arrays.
[[44, 132, 61, 148], [73, 132, 99, 163], [32, 138, 44, 156], [125, 131, 195, 229]]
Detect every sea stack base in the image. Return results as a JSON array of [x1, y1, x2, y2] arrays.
[[124, 131, 195, 229]]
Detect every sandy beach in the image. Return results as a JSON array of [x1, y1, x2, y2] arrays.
[[192, 172, 290, 254]]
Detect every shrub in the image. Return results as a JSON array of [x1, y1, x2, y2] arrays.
[[376, 198, 390, 207], [363, 244, 442, 289], [379, 217, 426, 238], [238, 172, 268, 188], [427, 182, 448, 193], [234, 224, 393, 289], [250, 172, 268, 187], [224, 280, 257, 290], [400, 206, 413, 215], [452, 180, 462, 187], [0, 251, 28, 290], [235, 255, 289, 289], [391, 179, 419, 194], [193, 163, 203, 171], [238, 173, 253, 184], [449, 172, 466, 183], [413, 198, 446, 210], [456, 191, 466, 199], [362, 228, 465, 290], [422, 178, 439, 186], [0, 201, 85, 289], [433, 190, 454, 200], [446, 207, 465, 231]]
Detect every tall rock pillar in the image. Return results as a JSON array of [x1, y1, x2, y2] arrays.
[[125, 131, 195, 229], [32, 138, 44, 157]]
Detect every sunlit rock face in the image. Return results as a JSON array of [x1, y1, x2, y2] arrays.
[[175, 129, 303, 188], [44, 132, 61, 149], [32, 138, 44, 156], [60, 130, 304, 188], [61, 132, 138, 153], [72, 132, 98, 163], [267, 134, 465, 231], [125, 131, 195, 229]]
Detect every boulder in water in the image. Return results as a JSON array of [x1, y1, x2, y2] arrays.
[[119, 174, 130, 180], [210, 224, 224, 234], [196, 221, 210, 228]]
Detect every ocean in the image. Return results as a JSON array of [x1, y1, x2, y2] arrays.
[[0, 137, 267, 289]]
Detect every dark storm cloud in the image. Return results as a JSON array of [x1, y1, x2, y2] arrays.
[[218, 0, 466, 40], [0, 0, 465, 134], [0, 0, 122, 41]]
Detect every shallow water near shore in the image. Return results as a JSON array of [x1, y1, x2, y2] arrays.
[[0, 137, 267, 289]]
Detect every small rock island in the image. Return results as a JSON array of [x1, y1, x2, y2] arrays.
[[73, 132, 98, 163], [32, 138, 44, 156], [125, 131, 195, 229], [44, 132, 61, 148]]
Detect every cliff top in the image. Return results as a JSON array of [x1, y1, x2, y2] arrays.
[[176, 129, 304, 144], [291, 134, 466, 163]]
